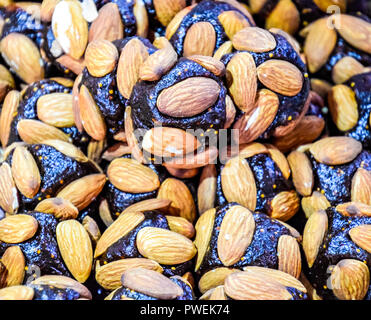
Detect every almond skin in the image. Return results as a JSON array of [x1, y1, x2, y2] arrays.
[[277, 235, 301, 279], [157, 77, 220, 118], [335, 202, 371, 217], [232, 27, 276, 52], [0, 214, 38, 244], [351, 168, 371, 206], [269, 191, 300, 221], [0, 162, 19, 214], [153, 0, 186, 27], [165, 216, 195, 239], [265, 0, 300, 35], [332, 56, 365, 84], [349, 225, 371, 253], [85, 40, 118, 77], [218, 10, 251, 40], [0, 90, 20, 148], [183, 22, 216, 57], [301, 191, 331, 219], [287, 151, 313, 197], [35, 197, 79, 220], [188, 55, 226, 77], [199, 268, 240, 294], [197, 164, 217, 214], [1, 246, 25, 286]]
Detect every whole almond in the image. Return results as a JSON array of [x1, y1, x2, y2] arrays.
[[332, 56, 365, 84], [95, 211, 145, 258], [287, 151, 313, 196], [314, 0, 346, 12], [153, 0, 186, 26], [165, 216, 195, 238], [188, 55, 226, 76], [133, 0, 149, 37], [79, 85, 106, 141], [0, 214, 38, 244], [265, 144, 291, 180], [0, 286, 34, 300], [57, 173, 106, 210], [0, 90, 20, 148], [42, 139, 89, 163], [351, 168, 371, 205], [11, 146, 41, 199], [277, 235, 301, 278], [224, 95, 236, 129], [232, 27, 276, 52], [41, 0, 59, 21], [221, 156, 257, 211], [136, 227, 197, 265], [165, 5, 195, 40], [96, 258, 163, 290], [0, 33, 44, 84], [217, 205, 255, 266], [107, 158, 160, 193], [303, 210, 328, 268], [124, 106, 145, 163], [121, 198, 171, 216], [270, 191, 300, 221], [183, 22, 216, 57], [301, 191, 331, 219], [56, 220, 93, 283], [213, 41, 233, 61], [35, 197, 79, 220], [309, 137, 362, 165], [349, 225, 371, 253], [331, 259, 370, 300], [52, 0, 88, 59], [218, 10, 251, 40], [328, 84, 358, 131], [265, 0, 300, 35], [199, 268, 240, 294], [336, 202, 371, 217], [55, 55, 85, 75], [197, 164, 217, 214], [194, 208, 216, 271], [226, 52, 257, 113], [157, 77, 220, 118], [142, 127, 201, 158], [0, 162, 19, 214], [1, 246, 25, 286], [121, 268, 183, 300], [85, 40, 118, 77]]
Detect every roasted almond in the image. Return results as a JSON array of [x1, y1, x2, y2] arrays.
[[0, 286, 34, 300], [332, 56, 365, 84], [187, 55, 225, 76], [218, 10, 251, 40], [124, 106, 145, 163], [11, 145, 41, 199], [0, 162, 19, 214], [85, 40, 118, 77], [52, 0, 88, 59], [133, 0, 149, 37], [165, 4, 195, 40], [265, 0, 300, 35], [287, 151, 313, 196], [217, 205, 255, 266], [226, 52, 257, 113], [55, 55, 85, 75], [121, 198, 171, 216], [82, 215, 101, 245], [314, 0, 346, 12], [183, 22, 216, 57], [265, 144, 291, 180], [163, 146, 218, 169], [0, 90, 20, 148], [213, 41, 233, 60], [57, 174, 106, 210], [121, 268, 183, 299], [197, 164, 217, 214], [336, 202, 371, 217], [79, 85, 106, 141], [157, 77, 220, 118], [1, 246, 25, 286], [35, 197, 79, 220], [0, 214, 38, 244], [351, 168, 371, 205], [349, 225, 371, 253], [199, 268, 240, 294], [309, 137, 362, 165], [96, 258, 163, 290], [270, 191, 300, 221], [41, 0, 59, 22], [224, 95, 236, 129], [42, 139, 88, 162], [232, 27, 276, 52], [277, 235, 301, 278], [301, 191, 331, 219], [165, 216, 195, 239], [153, 0, 186, 27], [221, 156, 257, 211], [107, 157, 160, 194], [302, 210, 328, 268], [331, 259, 370, 300], [142, 127, 201, 158]]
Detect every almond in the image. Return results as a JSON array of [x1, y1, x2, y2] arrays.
[[332, 56, 365, 84], [194, 208, 216, 271], [303, 210, 328, 268], [96, 259, 163, 290], [270, 191, 300, 221], [0, 286, 34, 300], [165, 216, 195, 239], [35, 197, 79, 220], [265, 144, 291, 180], [221, 156, 257, 211], [287, 151, 313, 196], [213, 41, 233, 60], [153, 0, 186, 27], [1, 246, 25, 286], [0, 90, 20, 148], [37, 93, 75, 127], [165, 5, 195, 40], [199, 268, 240, 294], [121, 198, 171, 216], [55, 55, 85, 75], [336, 202, 371, 217], [265, 0, 300, 35], [0, 33, 44, 84], [136, 227, 197, 265], [121, 268, 183, 299], [183, 22, 216, 57], [41, 0, 59, 22], [301, 191, 331, 219], [124, 106, 145, 163], [187, 55, 225, 76], [163, 146, 218, 169], [117, 38, 149, 99], [0, 162, 19, 214], [232, 27, 276, 52], [217, 205, 255, 266], [310, 78, 332, 99], [107, 158, 160, 193], [142, 127, 201, 158], [309, 137, 362, 165], [42, 139, 88, 162], [157, 178, 196, 222], [197, 164, 217, 214], [56, 173, 106, 210], [226, 52, 257, 113], [277, 235, 301, 279], [224, 95, 236, 129], [133, 0, 149, 37], [314, 0, 346, 12], [72, 73, 83, 132], [88, 3, 123, 42], [52, 0, 88, 59], [351, 168, 371, 205], [331, 259, 370, 300], [0, 214, 38, 243], [328, 84, 358, 132], [85, 40, 118, 77], [218, 10, 251, 40], [157, 77, 220, 118], [349, 225, 371, 253]]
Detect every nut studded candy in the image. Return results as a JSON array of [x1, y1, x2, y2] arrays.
[[0, 213, 94, 284], [0, 141, 105, 220], [301, 13, 371, 77], [221, 26, 310, 142], [328, 71, 371, 149], [0, 79, 91, 150], [199, 142, 300, 221], [287, 137, 370, 219], [102, 154, 198, 225], [94, 203, 196, 293], [0, 275, 92, 300], [302, 204, 371, 300], [106, 268, 194, 300], [193, 203, 305, 295], [167, 0, 255, 57]]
